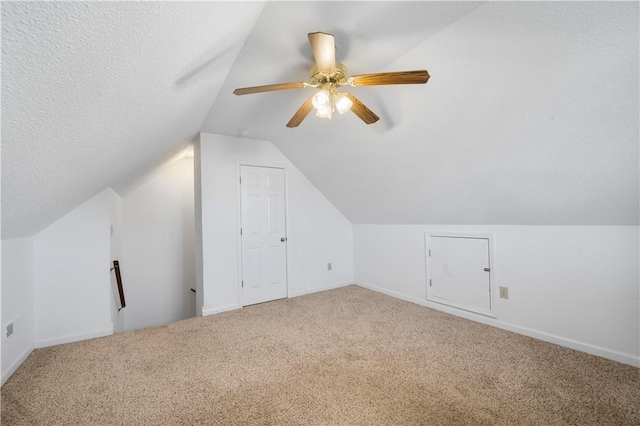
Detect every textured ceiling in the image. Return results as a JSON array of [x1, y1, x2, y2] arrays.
[[2, 1, 639, 239], [1, 1, 265, 238]]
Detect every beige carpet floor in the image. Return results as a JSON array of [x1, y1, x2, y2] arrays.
[[2, 285, 638, 425]]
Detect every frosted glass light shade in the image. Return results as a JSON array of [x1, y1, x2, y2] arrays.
[[312, 90, 331, 110], [334, 92, 353, 114], [316, 105, 332, 119]]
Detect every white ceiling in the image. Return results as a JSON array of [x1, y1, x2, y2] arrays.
[[1, 1, 266, 238], [2, 1, 638, 238]]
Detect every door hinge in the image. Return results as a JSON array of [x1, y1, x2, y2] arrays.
[[240, 228, 243, 236], [428, 249, 431, 257], [429, 279, 432, 287], [241, 280, 244, 288], [239, 176, 242, 184]]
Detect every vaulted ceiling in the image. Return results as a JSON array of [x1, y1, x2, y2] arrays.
[[2, 1, 638, 239]]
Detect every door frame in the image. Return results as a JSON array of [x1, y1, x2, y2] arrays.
[[425, 231, 497, 318], [236, 160, 290, 307]]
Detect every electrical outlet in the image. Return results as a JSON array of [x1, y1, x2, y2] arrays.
[[327, 262, 332, 271], [6, 322, 14, 338], [499, 286, 509, 299]]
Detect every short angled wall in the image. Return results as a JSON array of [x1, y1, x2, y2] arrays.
[[1, 237, 35, 385], [354, 224, 640, 367], [33, 189, 115, 346]]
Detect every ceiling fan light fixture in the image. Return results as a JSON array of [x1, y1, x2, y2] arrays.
[[334, 92, 353, 114]]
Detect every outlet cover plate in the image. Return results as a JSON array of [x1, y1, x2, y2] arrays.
[[499, 286, 509, 299], [6, 322, 14, 338]]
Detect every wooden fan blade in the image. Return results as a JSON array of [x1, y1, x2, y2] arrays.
[[286, 96, 314, 128], [349, 70, 430, 87], [345, 93, 379, 125], [233, 82, 306, 96], [308, 32, 336, 74]]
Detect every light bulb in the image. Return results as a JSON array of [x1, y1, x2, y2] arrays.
[[334, 92, 353, 114], [316, 105, 332, 120], [312, 90, 331, 110]]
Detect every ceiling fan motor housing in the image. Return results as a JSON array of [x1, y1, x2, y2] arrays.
[[310, 62, 348, 88]]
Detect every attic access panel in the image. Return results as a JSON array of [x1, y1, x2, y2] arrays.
[[427, 234, 495, 317]]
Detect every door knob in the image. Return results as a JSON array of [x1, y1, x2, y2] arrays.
[[484, 268, 491, 272], [281, 237, 287, 242]]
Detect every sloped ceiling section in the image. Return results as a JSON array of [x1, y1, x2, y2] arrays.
[[1, 1, 266, 239], [204, 1, 639, 225], [2, 2, 638, 240]]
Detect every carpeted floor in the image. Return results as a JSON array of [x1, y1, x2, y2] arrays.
[[1, 285, 638, 425]]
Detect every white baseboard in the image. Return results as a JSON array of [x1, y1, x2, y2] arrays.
[[35, 327, 113, 349], [202, 304, 241, 316], [288, 281, 353, 298], [354, 281, 640, 368], [1, 344, 35, 386]]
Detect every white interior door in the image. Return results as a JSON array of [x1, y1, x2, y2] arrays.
[[240, 165, 287, 306], [427, 235, 494, 317]]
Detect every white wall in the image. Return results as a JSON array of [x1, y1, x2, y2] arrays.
[[1, 237, 35, 385], [33, 189, 114, 347], [354, 225, 640, 366], [194, 134, 204, 316], [195, 133, 354, 315], [109, 189, 125, 333], [121, 156, 196, 331]]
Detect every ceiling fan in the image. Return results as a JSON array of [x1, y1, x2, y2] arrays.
[[233, 32, 430, 128]]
